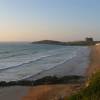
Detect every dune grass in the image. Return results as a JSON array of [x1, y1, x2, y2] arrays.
[[66, 71, 100, 100]]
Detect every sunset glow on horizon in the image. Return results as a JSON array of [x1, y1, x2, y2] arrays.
[[0, 0, 100, 42]]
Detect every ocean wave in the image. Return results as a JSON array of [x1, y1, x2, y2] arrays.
[[0, 53, 28, 59], [0, 44, 90, 81], [0, 47, 62, 60], [0, 53, 60, 71], [0, 51, 10, 54], [0, 49, 76, 73], [8, 55, 76, 81], [0, 45, 71, 60], [22, 55, 77, 80]]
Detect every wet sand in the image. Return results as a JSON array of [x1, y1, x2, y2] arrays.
[[0, 86, 29, 100]]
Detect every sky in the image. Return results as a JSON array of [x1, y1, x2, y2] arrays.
[[0, 0, 100, 42]]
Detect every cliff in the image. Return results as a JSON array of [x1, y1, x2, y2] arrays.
[[32, 40, 98, 46]]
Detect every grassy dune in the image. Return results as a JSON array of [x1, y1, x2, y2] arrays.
[[66, 71, 100, 100]]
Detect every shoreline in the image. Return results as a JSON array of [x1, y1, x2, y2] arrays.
[[20, 46, 91, 100], [22, 45, 96, 100], [0, 46, 92, 100], [86, 45, 100, 77]]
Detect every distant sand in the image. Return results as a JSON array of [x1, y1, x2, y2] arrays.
[[86, 45, 100, 77]]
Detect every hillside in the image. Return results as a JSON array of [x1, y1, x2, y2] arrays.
[[67, 71, 100, 100], [32, 40, 95, 46]]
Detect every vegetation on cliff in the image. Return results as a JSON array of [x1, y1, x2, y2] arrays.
[[66, 71, 100, 100], [32, 40, 97, 46]]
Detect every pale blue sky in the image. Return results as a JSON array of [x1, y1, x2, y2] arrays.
[[0, 0, 100, 41]]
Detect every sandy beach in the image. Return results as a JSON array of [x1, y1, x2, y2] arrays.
[[86, 45, 100, 77], [0, 86, 29, 100], [22, 84, 81, 100]]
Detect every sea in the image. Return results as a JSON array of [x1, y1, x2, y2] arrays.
[[0, 43, 90, 81]]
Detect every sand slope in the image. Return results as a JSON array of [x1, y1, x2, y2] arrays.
[[86, 45, 100, 77], [22, 84, 81, 100]]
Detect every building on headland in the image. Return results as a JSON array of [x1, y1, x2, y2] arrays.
[[86, 37, 94, 45], [86, 37, 93, 42]]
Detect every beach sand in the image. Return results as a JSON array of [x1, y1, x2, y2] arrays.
[[22, 84, 81, 100], [86, 45, 100, 77]]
